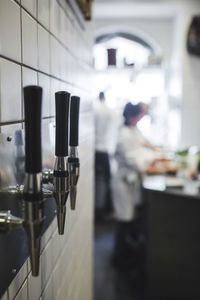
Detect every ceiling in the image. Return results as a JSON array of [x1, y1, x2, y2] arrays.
[[93, 1, 183, 19]]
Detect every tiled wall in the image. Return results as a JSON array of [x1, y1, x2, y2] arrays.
[[0, 0, 94, 299]]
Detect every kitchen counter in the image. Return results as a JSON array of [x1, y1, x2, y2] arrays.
[[142, 175, 200, 300], [143, 174, 200, 198]]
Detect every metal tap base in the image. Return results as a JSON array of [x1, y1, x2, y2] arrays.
[[56, 205, 66, 235], [70, 186, 77, 210], [22, 198, 44, 277], [23, 173, 43, 276], [53, 187, 69, 235], [53, 157, 69, 235], [68, 155, 80, 210]]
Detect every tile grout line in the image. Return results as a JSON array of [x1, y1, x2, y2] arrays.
[[59, 0, 85, 30], [15, 1, 91, 69], [0, 116, 55, 127], [0, 54, 91, 94], [12, 277, 28, 300]]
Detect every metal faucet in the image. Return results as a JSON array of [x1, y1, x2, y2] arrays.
[[22, 85, 44, 276], [68, 96, 80, 210], [26, 91, 70, 235], [0, 86, 44, 276]]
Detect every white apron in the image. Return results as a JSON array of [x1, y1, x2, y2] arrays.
[[112, 126, 154, 221]]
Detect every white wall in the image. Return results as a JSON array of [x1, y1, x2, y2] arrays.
[[181, 1, 200, 148], [0, 0, 94, 299]]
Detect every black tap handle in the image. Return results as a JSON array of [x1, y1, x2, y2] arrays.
[[70, 96, 80, 147], [55, 91, 70, 157], [24, 86, 42, 174]]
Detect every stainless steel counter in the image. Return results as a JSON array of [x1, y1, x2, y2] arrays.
[[143, 175, 200, 198]]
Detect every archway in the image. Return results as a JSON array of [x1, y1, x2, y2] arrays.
[[94, 25, 163, 57], [93, 26, 169, 146]]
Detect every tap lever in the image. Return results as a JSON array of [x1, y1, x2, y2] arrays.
[[53, 157, 69, 235], [54, 91, 70, 235], [24, 86, 42, 175], [69, 96, 80, 210], [69, 96, 80, 147], [23, 85, 43, 276], [55, 91, 70, 157]]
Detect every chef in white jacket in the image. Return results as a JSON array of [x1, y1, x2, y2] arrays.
[[94, 92, 114, 220], [112, 102, 158, 266]]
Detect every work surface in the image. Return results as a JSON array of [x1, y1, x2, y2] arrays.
[[143, 174, 200, 198], [142, 176, 200, 300]]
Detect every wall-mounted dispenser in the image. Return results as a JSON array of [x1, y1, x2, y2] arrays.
[[53, 91, 70, 234], [68, 96, 80, 210], [0, 89, 80, 279], [0, 86, 44, 277], [23, 86, 44, 276]]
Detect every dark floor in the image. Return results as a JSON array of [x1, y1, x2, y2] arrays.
[[94, 220, 146, 300]]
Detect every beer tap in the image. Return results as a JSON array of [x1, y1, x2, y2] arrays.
[[23, 85, 43, 276], [53, 91, 70, 235], [0, 86, 44, 277], [68, 96, 80, 210]]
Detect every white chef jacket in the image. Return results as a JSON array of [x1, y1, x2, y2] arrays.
[[94, 102, 113, 153], [112, 125, 155, 221]]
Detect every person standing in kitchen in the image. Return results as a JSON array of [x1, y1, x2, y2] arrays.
[[94, 91, 115, 221], [112, 102, 162, 267]]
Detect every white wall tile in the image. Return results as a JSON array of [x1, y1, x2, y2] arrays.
[[22, 10, 38, 69], [59, 81, 68, 93], [51, 217, 57, 233], [52, 263, 61, 299], [38, 25, 50, 74], [22, 67, 38, 88], [38, 0, 50, 29], [14, 280, 28, 300], [38, 73, 51, 117], [50, 78, 61, 116], [0, 58, 21, 122], [50, 0, 61, 38], [50, 36, 61, 78], [60, 47, 69, 81], [59, 8, 70, 48], [41, 241, 53, 290], [28, 268, 42, 300], [0, 0, 21, 62], [1, 124, 22, 135], [8, 261, 27, 300], [52, 231, 61, 267], [21, 0, 37, 18], [1, 291, 8, 300], [62, 12, 71, 49], [58, 0, 73, 21], [42, 275, 53, 300], [41, 223, 52, 251]]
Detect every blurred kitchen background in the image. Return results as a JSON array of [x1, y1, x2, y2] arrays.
[[93, 0, 200, 150], [92, 1, 200, 300]]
